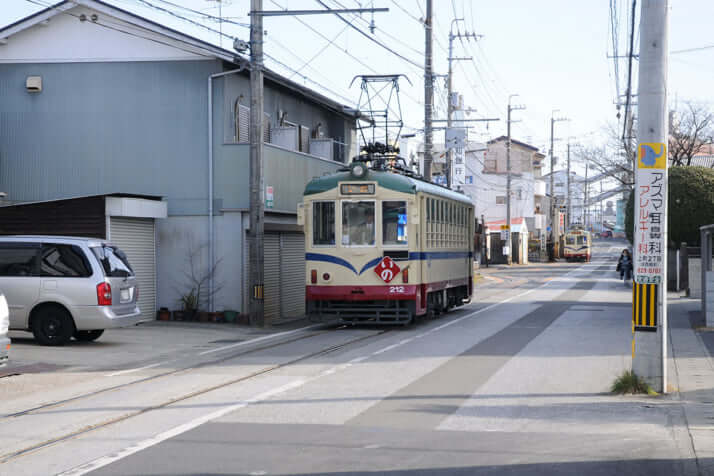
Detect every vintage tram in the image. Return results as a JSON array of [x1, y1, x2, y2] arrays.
[[563, 228, 592, 262], [299, 160, 474, 325]]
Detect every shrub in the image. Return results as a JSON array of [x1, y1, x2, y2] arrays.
[[625, 166, 714, 246]]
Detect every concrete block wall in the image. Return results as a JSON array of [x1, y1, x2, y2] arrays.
[[702, 271, 714, 327], [689, 258, 702, 298]]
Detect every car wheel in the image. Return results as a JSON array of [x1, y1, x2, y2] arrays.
[[73, 330, 105, 342], [32, 306, 75, 346]]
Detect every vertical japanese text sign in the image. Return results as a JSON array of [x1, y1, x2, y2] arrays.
[[634, 143, 667, 284]]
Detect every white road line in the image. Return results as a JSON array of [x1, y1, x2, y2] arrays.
[[57, 261, 595, 476], [198, 324, 322, 356], [104, 362, 168, 377]]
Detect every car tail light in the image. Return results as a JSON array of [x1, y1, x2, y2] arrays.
[[402, 268, 408, 283], [311, 270, 317, 284], [97, 282, 112, 306]]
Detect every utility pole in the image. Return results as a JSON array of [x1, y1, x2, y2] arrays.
[[423, 0, 433, 181], [446, 19, 477, 189], [549, 111, 567, 255], [506, 94, 525, 265], [249, 0, 265, 326], [566, 140, 571, 229], [584, 160, 589, 228], [633, 0, 670, 393]]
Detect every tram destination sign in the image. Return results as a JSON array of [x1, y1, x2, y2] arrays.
[[341, 183, 375, 195], [634, 143, 667, 284]]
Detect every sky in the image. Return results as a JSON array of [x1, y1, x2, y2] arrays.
[[3, 0, 714, 176]]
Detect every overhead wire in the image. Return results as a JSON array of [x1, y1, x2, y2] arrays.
[[313, 0, 423, 70]]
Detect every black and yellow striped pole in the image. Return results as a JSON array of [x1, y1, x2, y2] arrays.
[[632, 283, 658, 330]]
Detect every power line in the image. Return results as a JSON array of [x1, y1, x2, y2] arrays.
[[313, 0, 423, 69], [390, 0, 423, 25], [337, 0, 424, 58], [142, 0, 249, 27], [621, 0, 637, 143]]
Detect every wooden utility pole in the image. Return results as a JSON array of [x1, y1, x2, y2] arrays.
[[249, 0, 265, 326]]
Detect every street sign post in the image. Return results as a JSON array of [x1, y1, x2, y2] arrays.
[[500, 225, 510, 242]]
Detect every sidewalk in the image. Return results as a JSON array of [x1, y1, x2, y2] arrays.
[[669, 295, 714, 475]]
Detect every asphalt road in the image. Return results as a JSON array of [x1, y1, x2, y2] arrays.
[[0, 240, 701, 476]]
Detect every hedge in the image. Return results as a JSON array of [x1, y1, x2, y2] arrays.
[[625, 166, 714, 246]]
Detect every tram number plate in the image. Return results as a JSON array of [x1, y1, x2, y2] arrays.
[[389, 286, 405, 294]]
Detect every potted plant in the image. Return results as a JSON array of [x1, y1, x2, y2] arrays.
[[179, 289, 198, 321], [157, 307, 170, 321]]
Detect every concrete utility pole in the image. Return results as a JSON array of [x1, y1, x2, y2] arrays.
[[446, 19, 477, 188], [566, 140, 571, 229], [506, 95, 525, 265], [423, 0, 433, 181], [249, 0, 265, 326], [584, 160, 589, 227], [633, 0, 670, 393], [549, 111, 567, 253]]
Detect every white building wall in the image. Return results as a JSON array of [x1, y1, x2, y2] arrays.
[[156, 213, 244, 313]]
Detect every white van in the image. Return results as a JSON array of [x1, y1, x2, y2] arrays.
[[0, 236, 143, 346]]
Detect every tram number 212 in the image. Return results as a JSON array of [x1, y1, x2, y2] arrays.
[[389, 286, 405, 294]]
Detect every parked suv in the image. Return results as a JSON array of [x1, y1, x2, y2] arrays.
[[0, 291, 9, 365], [0, 236, 142, 346]]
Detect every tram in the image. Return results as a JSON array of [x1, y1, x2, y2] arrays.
[[563, 228, 592, 262], [299, 158, 474, 325]]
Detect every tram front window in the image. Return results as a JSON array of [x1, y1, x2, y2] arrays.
[[342, 201, 375, 246], [566, 236, 576, 245], [313, 201, 335, 246], [578, 236, 587, 245], [383, 201, 407, 245]]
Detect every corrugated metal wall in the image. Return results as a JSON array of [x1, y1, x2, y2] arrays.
[[0, 60, 220, 214]]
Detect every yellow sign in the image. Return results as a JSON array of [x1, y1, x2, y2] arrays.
[[637, 143, 667, 169], [500, 225, 510, 230]]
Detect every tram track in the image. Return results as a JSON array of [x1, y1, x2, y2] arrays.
[[0, 327, 392, 463]]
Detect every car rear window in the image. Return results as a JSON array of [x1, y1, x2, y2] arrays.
[[91, 245, 134, 277]]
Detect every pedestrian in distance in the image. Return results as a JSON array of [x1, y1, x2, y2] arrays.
[[616, 249, 633, 285]]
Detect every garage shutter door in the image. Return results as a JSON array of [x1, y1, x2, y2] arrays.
[[279, 233, 305, 321], [109, 218, 156, 322], [263, 233, 281, 323]]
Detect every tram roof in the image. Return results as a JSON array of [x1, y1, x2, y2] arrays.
[[304, 169, 473, 204]]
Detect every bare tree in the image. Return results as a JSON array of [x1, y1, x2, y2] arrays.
[[669, 101, 714, 166], [175, 236, 223, 312], [574, 121, 636, 188]]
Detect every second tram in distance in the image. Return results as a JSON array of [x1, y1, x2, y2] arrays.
[[299, 161, 474, 325]]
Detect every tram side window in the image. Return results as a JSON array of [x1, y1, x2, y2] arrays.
[[312, 201, 335, 246], [383, 201, 407, 245], [342, 201, 375, 246]]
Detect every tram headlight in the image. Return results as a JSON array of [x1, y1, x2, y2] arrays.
[[322, 272, 331, 282], [350, 163, 367, 178]]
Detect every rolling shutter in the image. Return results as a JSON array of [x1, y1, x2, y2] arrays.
[[279, 233, 305, 321], [108, 217, 156, 321], [264, 233, 281, 323]]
